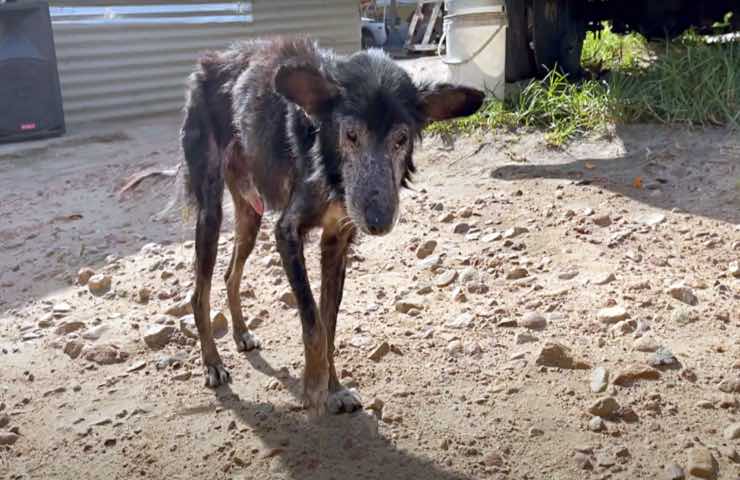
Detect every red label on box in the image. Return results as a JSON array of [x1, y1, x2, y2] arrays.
[[20, 123, 37, 131]]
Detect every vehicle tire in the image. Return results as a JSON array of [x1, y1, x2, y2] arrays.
[[532, 0, 585, 77], [505, 0, 537, 82], [361, 29, 376, 49]]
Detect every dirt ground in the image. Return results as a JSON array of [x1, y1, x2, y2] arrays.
[[1, 106, 739, 480]]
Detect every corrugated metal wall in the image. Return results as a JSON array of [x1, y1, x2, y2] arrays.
[[49, 0, 360, 126]]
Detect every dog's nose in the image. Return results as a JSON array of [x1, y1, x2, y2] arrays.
[[364, 201, 394, 236]]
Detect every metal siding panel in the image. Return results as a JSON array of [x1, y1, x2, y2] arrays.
[[50, 0, 360, 126]]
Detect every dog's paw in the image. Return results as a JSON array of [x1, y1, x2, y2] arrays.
[[204, 363, 231, 388], [235, 330, 261, 352], [327, 388, 362, 414]]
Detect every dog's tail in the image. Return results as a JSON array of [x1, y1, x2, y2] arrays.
[[180, 56, 220, 213]]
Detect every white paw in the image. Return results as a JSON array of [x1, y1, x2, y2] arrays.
[[204, 364, 231, 387], [327, 388, 363, 414], [235, 331, 262, 352]]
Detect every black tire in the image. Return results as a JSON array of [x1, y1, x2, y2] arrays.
[[532, 0, 585, 77]]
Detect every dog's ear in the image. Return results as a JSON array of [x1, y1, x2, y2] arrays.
[[418, 83, 485, 122], [274, 63, 340, 116]]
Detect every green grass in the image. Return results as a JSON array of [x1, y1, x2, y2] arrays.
[[427, 25, 740, 146]]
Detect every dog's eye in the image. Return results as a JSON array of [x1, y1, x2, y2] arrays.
[[346, 129, 358, 144], [394, 133, 408, 150]]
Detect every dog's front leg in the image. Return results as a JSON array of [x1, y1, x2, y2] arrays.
[[275, 214, 328, 415]]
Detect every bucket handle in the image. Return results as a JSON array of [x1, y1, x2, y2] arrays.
[[439, 22, 506, 65]]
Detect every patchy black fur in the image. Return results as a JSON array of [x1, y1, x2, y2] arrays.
[[180, 37, 483, 409]]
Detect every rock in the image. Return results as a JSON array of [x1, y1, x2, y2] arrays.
[[143, 324, 176, 349], [172, 370, 192, 381], [417, 254, 443, 271], [83, 345, 129, 365], [558, 270, 579, 280], [368, 342, 390, 362], [446, 340, 463, 355], [519, 311, 546, 330], [464, 342, 482, 356], [446, 313, 474, 329], [211, 311, 228, 339], [137, 287, 151, 304], [165, 299, 193, 318], [724, 423, 740, 440], [179, 315, 198, 339], [590, 367, 609, 393], [0, 432, 19, 445], [610, 319, 636, 336], [589, 416, 605, 432], [483, 452, 504, 467], [506, 267, 529, 280], [528, 427, 544, 437], [574, 452, 593, 470], [438, 212, 455, 223], [459, 267, 479, 284], [64, 340, 84, 359], [597, 306, 628, 324], [667, 283, 698, 306], [588, 397, 620, 417], [53, 302, 72, 315], [77, 267, 96, 285], [416, 240, 437, 259], [594, 272, 616, 285], [719, 446, 740, 463], [535, 342, 590, 369], [278, 289, 297, 307], [649, 347, 677, 367], [633, 336, 659, 352], [453, 222, 470, 234], [613, 364, 661, 386], [515, 332, 539, 344], [395, 297, 426, 314], [730, 261, 740, 278], [81, 325, 109, 341], [640, 212, 666, 226], [55, 321, 85, 335], [0, 414, 9, 429], [434, 270, 458, 287], [665, 463, 685, 480], [503, 226, 528, 239], [87, 274, 112, 296], [687, 447, 716, 479], [592, 214, 611, 227], [127, 361, 147, 373], [719, 377, 740, 393]]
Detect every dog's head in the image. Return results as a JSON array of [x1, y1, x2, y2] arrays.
[[274, 49, 484, 235]]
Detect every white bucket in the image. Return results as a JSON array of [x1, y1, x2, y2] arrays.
[[441, 0, 507, 99]]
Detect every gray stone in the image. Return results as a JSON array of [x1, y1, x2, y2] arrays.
[[506, 267, 529, 280], [88, 274, 112, 296], [446, 312, 474, 329], [515, 332, 539, 344], [667, 283, 698, 306], [724, 422, 740, 440], [82, 325, 109, 341], [83, 345, 129, 365], [687, 447, 716, 479], [588, 397, 620, 417], [165, 299, 192, 318], [593, 272, 616, 285], [143, 324, 176, 349], [179, 315, 198, 339], [0, 432, 19, 446], [590, 367, 609, 393], [434, 270, 458, 287], [597, 306, 628, 324], [453, 223, 470, 234], [665, 463, 685, 480], [519, 311, 546, 330], [416, 240, 438, 259], [633, 336, 659, 352], [589, 416, 605, 432]]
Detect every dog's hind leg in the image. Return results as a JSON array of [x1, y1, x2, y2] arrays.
[[319, 213, 361, 414], [224, 155, 262, 352]]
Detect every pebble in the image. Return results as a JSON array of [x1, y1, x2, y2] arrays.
[[528, 427, 544, 437], [0, 414, 8, 428], [592, 214, 612, 227], [165, 299, 193, 318], [278, 289, 297, 307], [416, 240, 438, 259], [724, 422, 740, 440], [597, 306, 628, 324], [88, 274, 112, 296], [613, 364, 660, 385], [395, 297, 427, 313], [665, 463, 685, 480], [519, 311, 546, 330], [77, 267, 96, 285], [83, 345, 129, 365], [368, 342, 390, 362], [633, 336, 659, 352], [0, 431, 19, 445], [55, 321, 86, 335], [718, 377, 740, 393], [64, 340, 84, 359], [143, 324, 176, 350], [515, 332, 539, 344], [593, 272, 616, 285], [687, 447, 716, 479], [649, 347, 677, 367], [589, 416, 605, 432], [574, 452, 593, 470], [438, 212, 455, 223], [82, 325, 109, 341], [639, 212, 666, 226], [535, 342, 590, 369], [417, 254, 443, 271], [434, 270, 458, 287], [453, 222, 470, 234], [137, 287, 151, 304], [446, 313, 474, 329], [179, 315, 198, 339], [446, 340, 463, 355], [483, 452, 504, 467], [667, 283, 698, 306], [503, 226, 528, 239], [730, 261, 740, 278], [588, 396, 620, 417], [610, 319, 636, 336], [590, 367, 609, 393], [211, 311, 228, 339], [459, 267, 479, 284], [506, 267, 529, 280], [53, 302, 72, 315], [172, 371, 192, 381]]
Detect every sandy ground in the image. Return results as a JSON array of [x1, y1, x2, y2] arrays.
[[1, 110, 739, 480]]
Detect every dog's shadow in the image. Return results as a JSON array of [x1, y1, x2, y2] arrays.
[[212, 352, 474, 480]]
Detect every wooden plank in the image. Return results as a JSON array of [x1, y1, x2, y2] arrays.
[[420, 1, 441, 46]]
